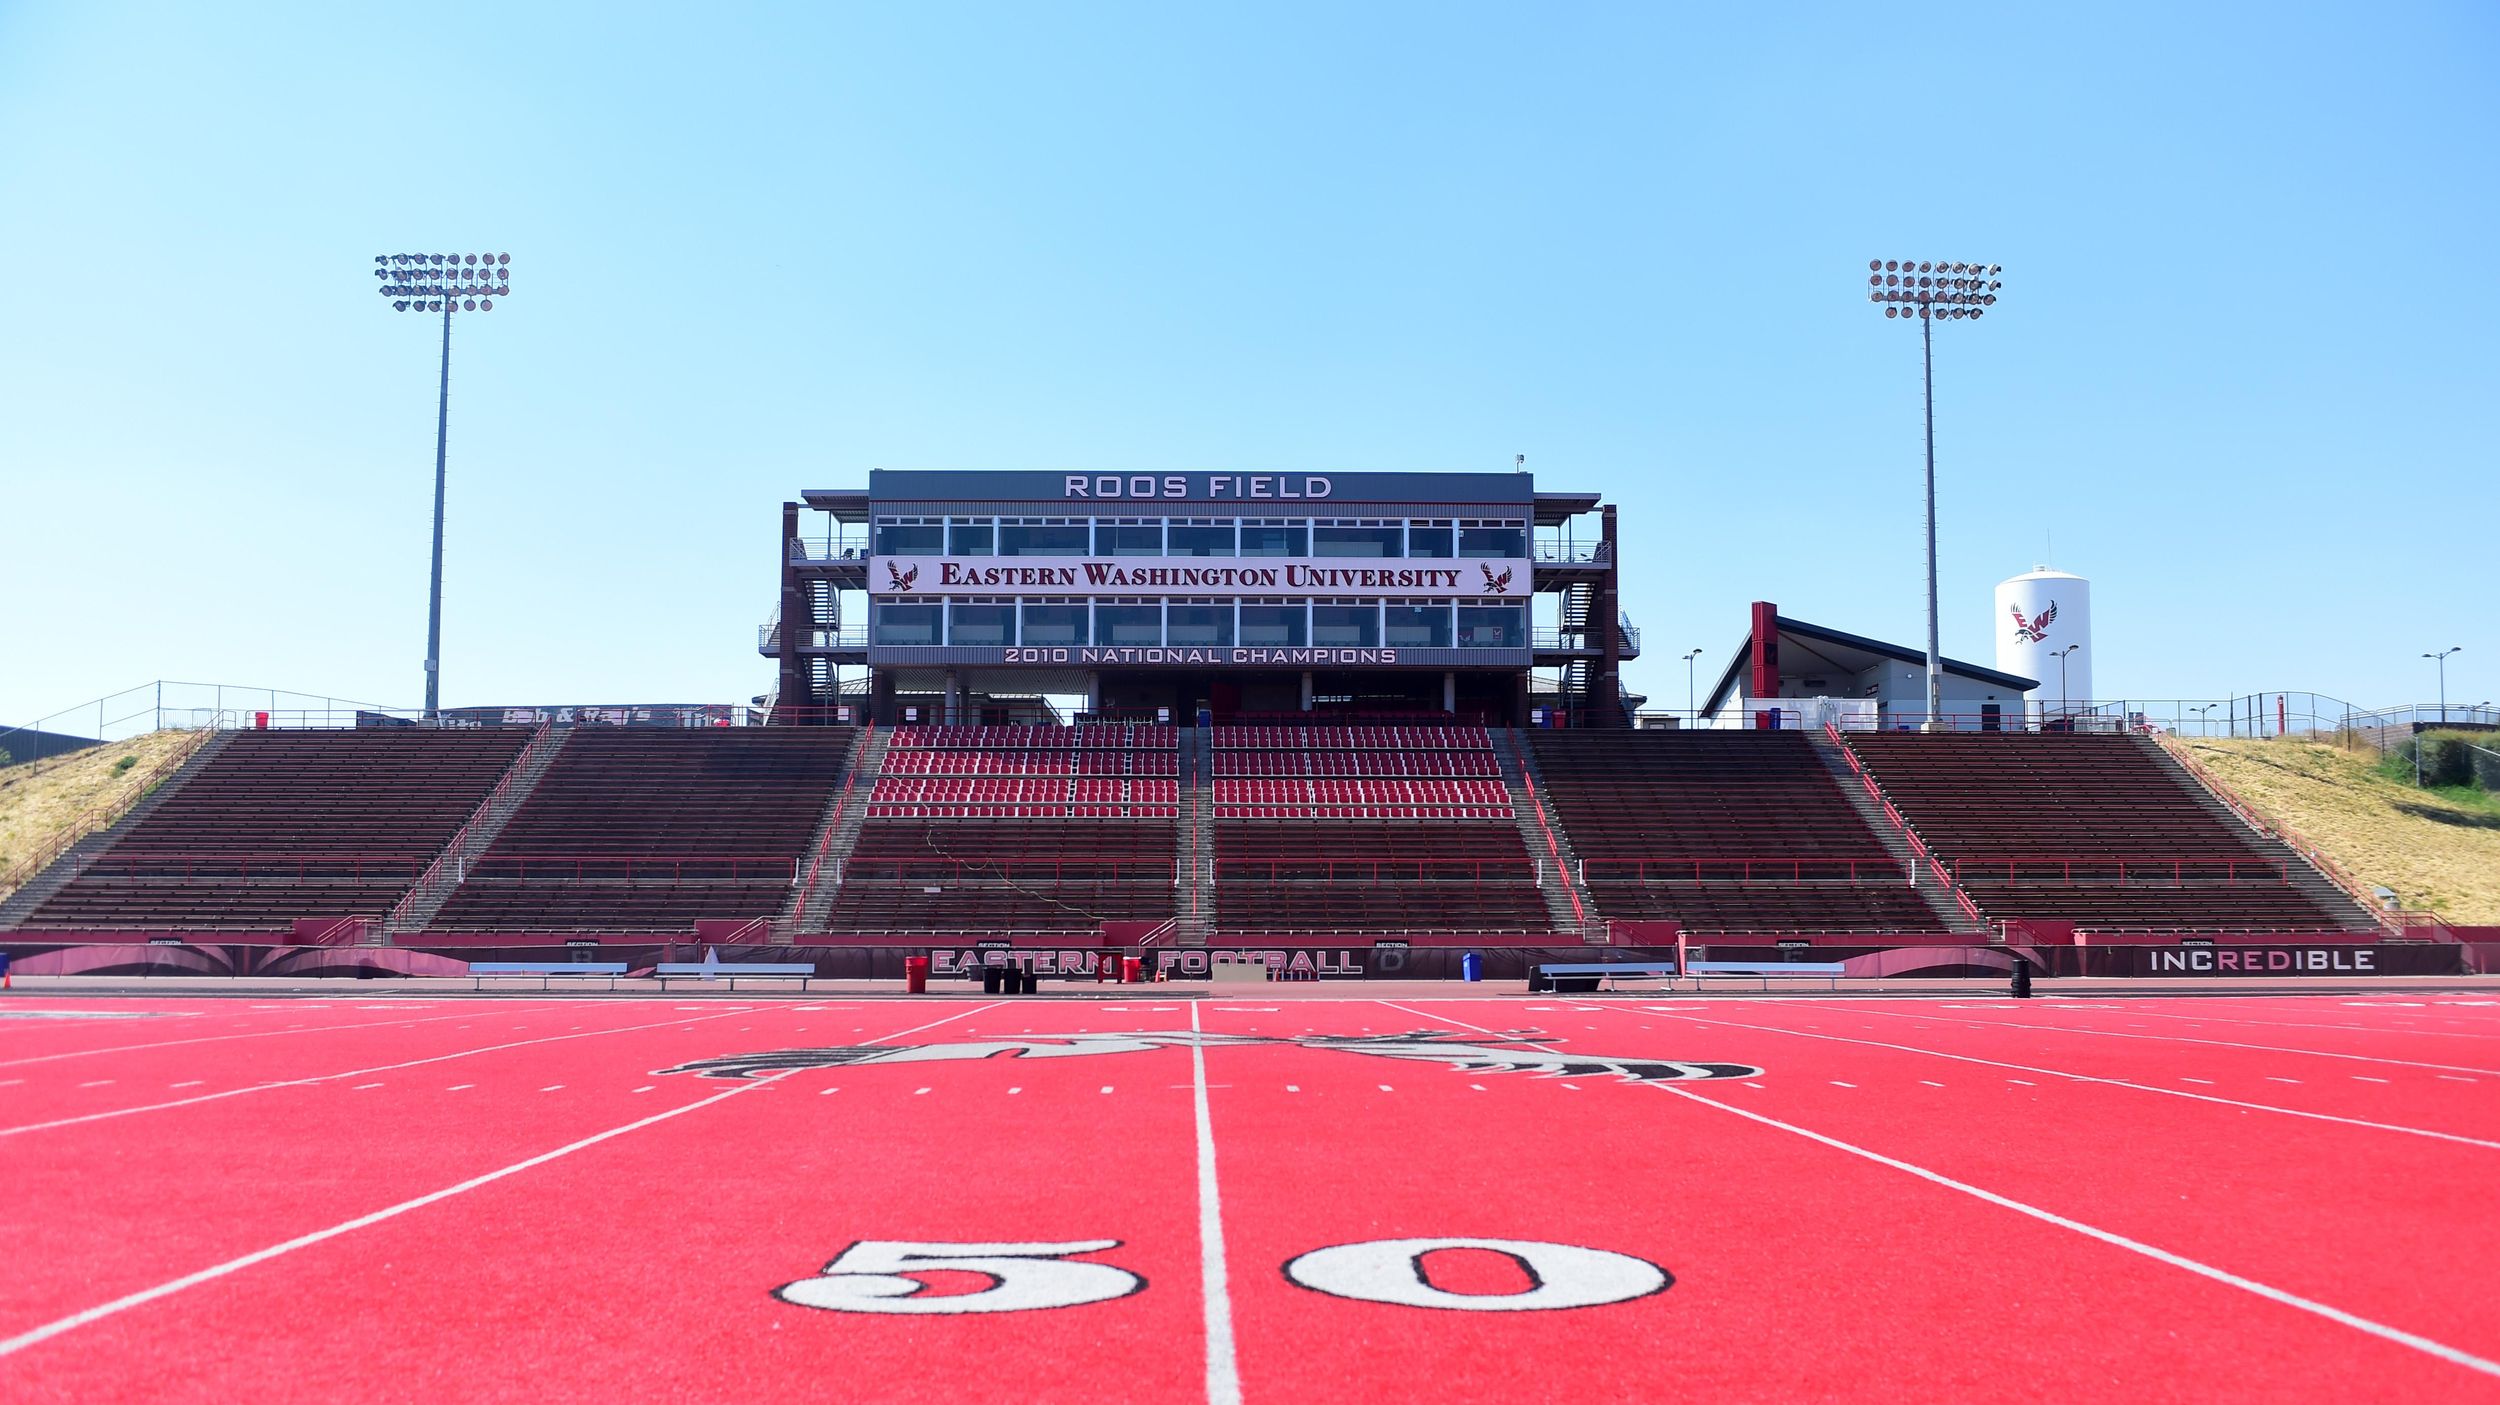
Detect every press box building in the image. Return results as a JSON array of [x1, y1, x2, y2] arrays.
[[764, 470, 1637, 725]]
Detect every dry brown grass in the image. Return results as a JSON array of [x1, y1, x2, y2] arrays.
[[2178, 736, 2500, 925], [0, 730, 201, 885]]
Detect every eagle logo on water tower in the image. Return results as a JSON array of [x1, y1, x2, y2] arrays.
[[2009, 600, 2057, 643]]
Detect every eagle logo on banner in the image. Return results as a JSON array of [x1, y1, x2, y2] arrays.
[[884, 562, 920, 593], [655, 1030, 1760, 1085], [1479, 564, 1515, 595], [2009, 600, 2057, 643]]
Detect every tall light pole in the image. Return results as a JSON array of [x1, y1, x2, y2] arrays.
[[2193, 702, 2218, 736], [2049, 645, 2079, 727], [376, 251, 513, 720], [2424, 646, 2461, 723], [1867, 258, 2003, 730], [1682, 647, 1704, 720]]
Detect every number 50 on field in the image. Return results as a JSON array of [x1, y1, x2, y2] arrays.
[[777, 1238, 1670, 1315]]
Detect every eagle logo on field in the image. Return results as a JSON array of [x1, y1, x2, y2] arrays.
[[885, 563, 919, 593], [2009, 600, 2057, 643], [655, 1030, 1758, 1085], [1479, 564, 1514, 594]]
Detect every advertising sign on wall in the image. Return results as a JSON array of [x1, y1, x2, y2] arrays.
[[870, 556, 1531, 601]]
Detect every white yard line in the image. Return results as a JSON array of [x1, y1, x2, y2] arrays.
[[1653, 1082, 2500, 1382], [1189, 1003, 1243, 1405], [1397, 1000, 2500, 1382], [0, 1007, 764, 1140], [1599, 1006, 2500, 1152], [0, 999, 1010, 1361], [0, 1073, 789, 1361], [1790, 1001, 2500, 1078], [0, 1004, 561, 1071]]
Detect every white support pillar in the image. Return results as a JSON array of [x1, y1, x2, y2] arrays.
[[1442, 671, 1456, 714], [1300, 671, 1314, 712], [943, 670, 961, 725]]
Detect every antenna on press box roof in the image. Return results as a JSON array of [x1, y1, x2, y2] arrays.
[[1514, 454, 1526, 473]]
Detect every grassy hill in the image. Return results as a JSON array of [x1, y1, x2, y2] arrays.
[[0, 729, 203, 895], [2174, 736, 2500, 925]]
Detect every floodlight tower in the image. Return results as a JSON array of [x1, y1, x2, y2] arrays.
[[1866, 258, 2003, 730], [374, 251, 513, 720]]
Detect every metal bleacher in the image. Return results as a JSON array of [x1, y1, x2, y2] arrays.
[[1840, 731, 2364, 934], [1210, 725, 1552, 936], [1528, 730, 1946, 937], [16, 728, 533, 931]]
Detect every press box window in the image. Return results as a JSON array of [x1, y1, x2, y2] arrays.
[[1239, 603, 1306, 647], [1405, 522, 1455, 558], [1457, 605, 1526, 648], [1095, 521, 1163, 556], [998, 522, 1090, 556], [1166, 522, 1237, 557], [1020, 602, 1089, 646], [1384, 603, 1452, 648], [874, 522, 943, 555], [1166, 604, 1234, 647], [947, 520, 995, 556], [1314, 525, 1405, 558], [1458, 525, 1525, 559], [1311, 603, 1380, 647], [947, 602, 1015, 647], [1094, 603, 1162, 646], [1239, 523, 1307, 557], [872, 602, 943, 646]]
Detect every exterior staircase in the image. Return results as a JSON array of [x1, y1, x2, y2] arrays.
[[0, 727, 235, 929], [1805, 727, 1987, 937], [382, 724, 571, 937], [793, 726, 890, 932], [1500, 730, 1603, 942], [1177, 727, 1214, 944]]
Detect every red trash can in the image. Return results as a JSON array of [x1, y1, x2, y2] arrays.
[[903, 956, 929, 994], [1121, 956, 1143, 984]]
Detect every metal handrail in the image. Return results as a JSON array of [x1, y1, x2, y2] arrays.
[[791, 721, 874, 913], [843, 857, 1178, 884], [1213, 859, 1537, 882], [384, 720, 560, 929], [0, 724, 219, 899], [73, 853, 428, 881], [461, 854, 805, 882], [1580, 857, 1909, 883], [1947, 856, 2291, 886]]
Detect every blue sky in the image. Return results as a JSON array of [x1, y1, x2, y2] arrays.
[[2, 2, 2493, 729]]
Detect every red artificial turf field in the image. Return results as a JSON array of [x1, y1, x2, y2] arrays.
[[2, 991, 2498, 1403]]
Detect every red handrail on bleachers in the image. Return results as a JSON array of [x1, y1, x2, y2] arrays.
[[793, 721, 874, 911], [386, 720, 560, 928], [1212, 858, 1533, 883], [1580, 857, 1908, 883], [842, 857, 1178, 884], [1948, 856, 2291, 886], [75, 853, 427, 882], [462, 854, 804, 883], [1508, 733, 1586, 927]]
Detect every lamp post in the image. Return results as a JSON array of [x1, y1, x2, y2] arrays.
[[375, 251, 513, 720], [2050, 645, 2079, 727], [1867, 259, 2003, 730], [2423, 646, 2461, 723], [2192, 702, 2218, 737], [1682, 647, 1704, 721]]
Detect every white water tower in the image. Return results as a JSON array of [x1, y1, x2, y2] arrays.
[[1995, 566, 2092, 723]]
